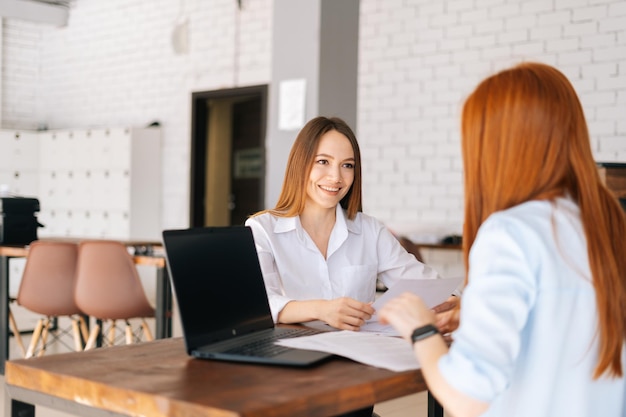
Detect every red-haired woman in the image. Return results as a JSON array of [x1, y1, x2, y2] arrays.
[[380, 62, 626, 417]]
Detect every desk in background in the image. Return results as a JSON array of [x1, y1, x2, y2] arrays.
[[388, 236, 463, 292], [414, 243, 461, 251], [0, 240, 173, 375], [5, 336, 437, 417], [414, 241, 463, 283]]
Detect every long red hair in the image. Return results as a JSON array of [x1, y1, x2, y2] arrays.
[[461, 62, 626, 378]]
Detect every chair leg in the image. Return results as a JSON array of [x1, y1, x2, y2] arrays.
[[125, 321, 133, 344], [38, 318, 52, 357], [8, 308, 26, 357], [78, 315, 89, 343], [141, 319, 154, 342], [108, 320, 116, 346], [84, 323, 101, 350], [71, 318, 83, 351], [25, 319, 44, 359]]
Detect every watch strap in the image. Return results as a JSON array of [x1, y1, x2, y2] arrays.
[[411, 324, 439, 344]]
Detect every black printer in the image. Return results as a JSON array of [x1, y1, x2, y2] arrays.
[[0, 197, 43, 245]]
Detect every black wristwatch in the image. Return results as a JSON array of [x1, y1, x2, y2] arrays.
[[411, 324, 439, 344]]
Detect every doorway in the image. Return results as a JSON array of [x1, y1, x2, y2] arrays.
[[190, 85, 268, 227]]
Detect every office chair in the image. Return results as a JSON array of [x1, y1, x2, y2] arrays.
[[74, 240, 154, 349], [397, 236, 425, 263], [15, 240, 88, 358]]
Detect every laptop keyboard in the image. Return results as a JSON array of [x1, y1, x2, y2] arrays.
[[222, 328, 321, 358]]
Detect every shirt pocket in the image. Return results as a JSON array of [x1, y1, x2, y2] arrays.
[[338, 265, 377, 302]]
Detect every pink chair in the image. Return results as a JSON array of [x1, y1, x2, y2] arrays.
[[74, 241, 154, 349], [15, 241, 88, 358]]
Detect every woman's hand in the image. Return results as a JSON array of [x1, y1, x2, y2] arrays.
[[378, 292, 435, 341], [433, 295, 461, 335], [320, 297, 375, 331]]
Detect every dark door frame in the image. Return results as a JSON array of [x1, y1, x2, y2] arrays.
[[190, 85, 268, 227]]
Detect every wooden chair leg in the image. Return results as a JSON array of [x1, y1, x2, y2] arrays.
[[78, 315, 89, 343], [38, 318, 51, 357], [8, 309, 26, 357], [141, 319, 154, 342], [125, 321, 133, 344], [71, 319, 83, 351], [25, 319, 44, 359], [84, 324, 100, 350], [108, 320, 116, 346]]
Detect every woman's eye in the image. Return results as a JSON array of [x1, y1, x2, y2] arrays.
[[343, 163, 354, 169], [316, 159, 328, 165]]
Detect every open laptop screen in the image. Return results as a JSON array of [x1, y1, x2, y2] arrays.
[[162, 226, 275, 351]]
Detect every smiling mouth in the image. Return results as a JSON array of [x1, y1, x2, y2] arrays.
[[319, 185, 340, 192]]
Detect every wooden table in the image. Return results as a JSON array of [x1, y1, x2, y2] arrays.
[[0, 240, 173, 374], [5, 337, 431, 417]]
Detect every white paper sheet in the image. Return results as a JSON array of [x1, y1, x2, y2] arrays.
[[362, 276, 463, 335], [275, 278, 463, 370], [276, 330, 420, 372]]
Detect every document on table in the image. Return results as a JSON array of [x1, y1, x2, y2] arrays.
[[276, 330, 420, 372], [276, 277, 463, 371], [362, 276, 463, 335]]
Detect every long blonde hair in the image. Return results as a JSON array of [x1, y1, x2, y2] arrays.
[[253, 116, 362, 219], [462, 62, 626, 378]]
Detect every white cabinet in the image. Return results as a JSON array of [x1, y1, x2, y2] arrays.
[[0, 130, 40, 197], [0, 127, 161, 241]]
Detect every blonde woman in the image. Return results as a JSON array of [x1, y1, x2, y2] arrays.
[[246, 116, 447, 332]]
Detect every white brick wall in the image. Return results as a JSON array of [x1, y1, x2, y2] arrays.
[[358, 0, 626, 242], [2, 19, 42, 129], [1, 0, 625, 259], [2, 0, 272, 230]]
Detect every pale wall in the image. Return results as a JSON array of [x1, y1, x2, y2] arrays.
[[2, 0, 625, 249]]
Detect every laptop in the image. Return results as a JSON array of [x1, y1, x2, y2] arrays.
[[161, 226, 332, 366]]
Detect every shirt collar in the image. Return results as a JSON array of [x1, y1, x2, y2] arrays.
[[272, 205, 363, 236], [338, 204, 362, 235]]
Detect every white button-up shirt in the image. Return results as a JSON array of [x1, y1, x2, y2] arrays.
[[245, 205, 439, 322]]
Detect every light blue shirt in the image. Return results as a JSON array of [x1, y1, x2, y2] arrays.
[[245, 205, 439, 322], [439, 197, 626, 417]]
